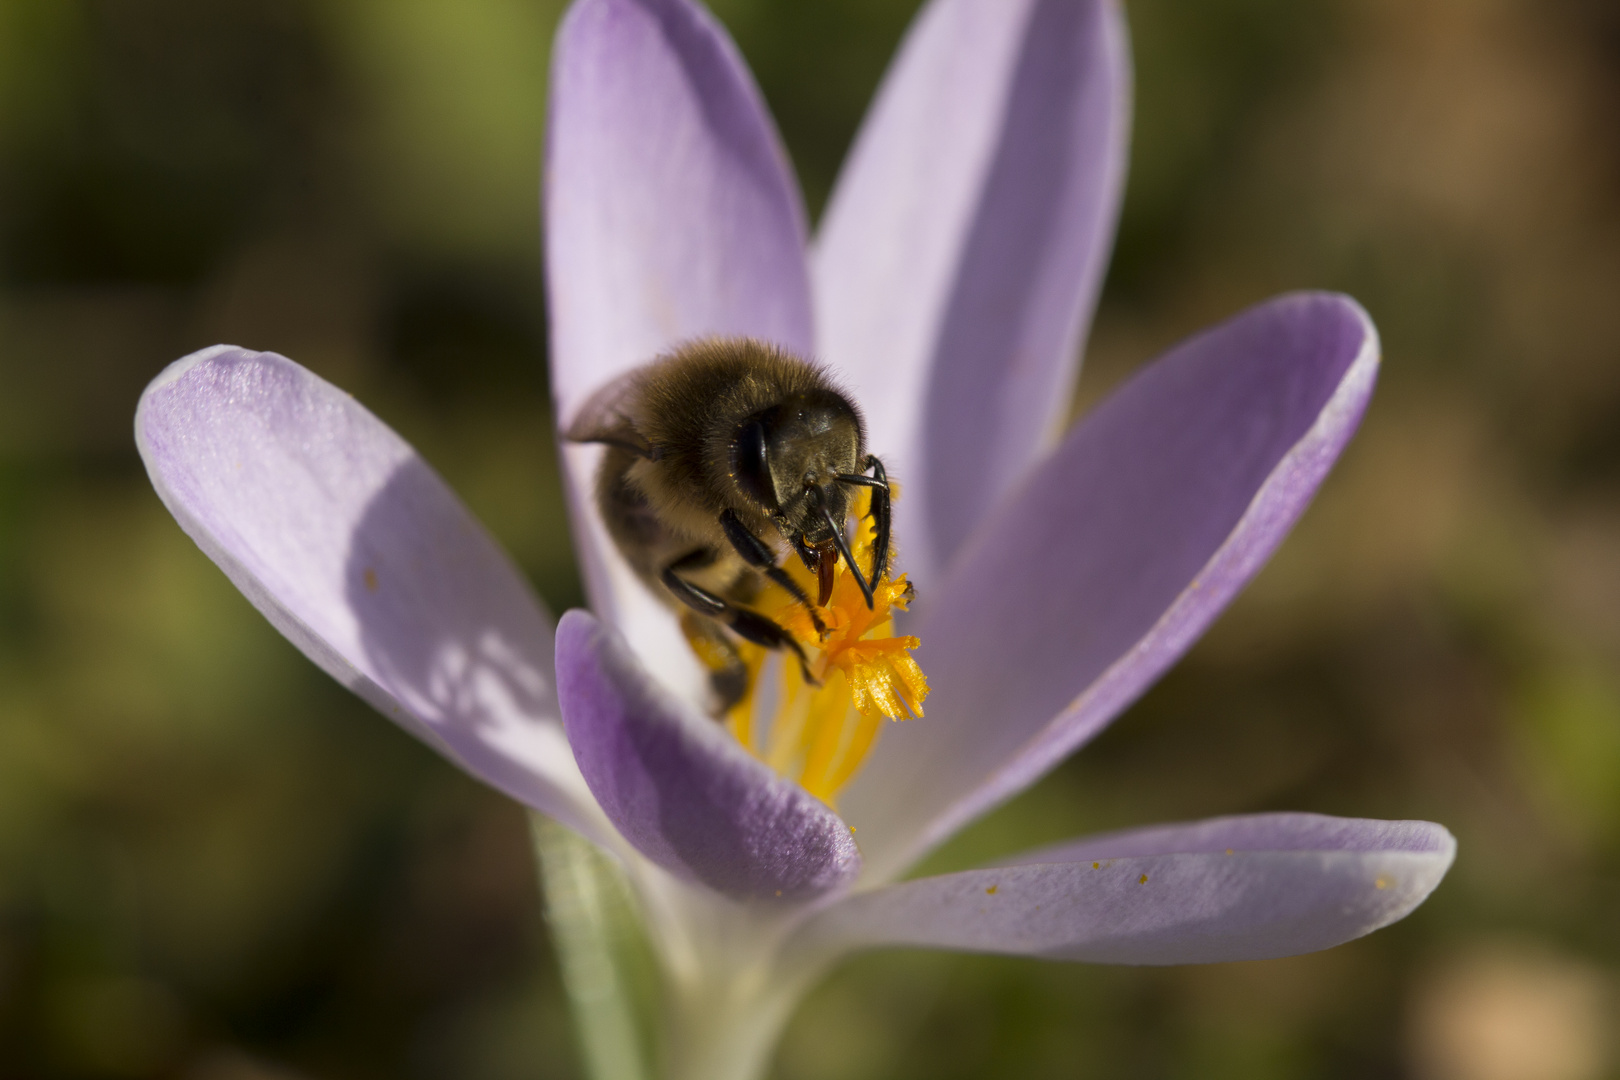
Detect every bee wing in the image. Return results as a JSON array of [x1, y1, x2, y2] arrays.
[[561, 372, 655, 458]]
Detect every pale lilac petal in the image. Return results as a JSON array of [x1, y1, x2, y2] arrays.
[[799, 814, 1454, 964], [556, 610, 860, 901], [844, 293, 1380, 882], [136, 346, 615, 847], [546, 0, 814, 701], [813, 0, 1130, 584]]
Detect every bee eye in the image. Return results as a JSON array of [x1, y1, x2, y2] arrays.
[[733, 416, 777, 510]]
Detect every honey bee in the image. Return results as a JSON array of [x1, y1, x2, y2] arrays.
[[564, 338, 892, 708]]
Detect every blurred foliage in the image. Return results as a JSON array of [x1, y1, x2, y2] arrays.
[[2, 0, 1620, 1077]]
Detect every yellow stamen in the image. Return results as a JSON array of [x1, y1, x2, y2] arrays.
[[716, 486, 929, 804], [821, 707, 881, 795]]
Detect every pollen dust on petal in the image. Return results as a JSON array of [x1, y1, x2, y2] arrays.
[[363, 568, 379, 592]]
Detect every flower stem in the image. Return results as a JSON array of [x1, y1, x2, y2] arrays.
[[659, 971, 803, 1080], [531, 815, 659, 1080], [532, 815, 824, 1080]]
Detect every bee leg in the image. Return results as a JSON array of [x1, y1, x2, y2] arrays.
[[807, 487, 874, 609], [718, 509, 826, 636], [836, 455, 891, 586], [678, 611, 749, 713], [661, 552, 818, 685], [863, 455, 891, 585]]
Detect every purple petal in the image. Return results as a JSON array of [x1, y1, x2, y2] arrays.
[[799, 814, 1455, 964], [136, 347, 614, 846], [813, 0, 1130, 583], [546, 0, 815, 696], [843, 293, 1380, 881], [556, 609, 860, 901]]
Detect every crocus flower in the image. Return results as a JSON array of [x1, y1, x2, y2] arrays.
[[135, 0, 1455, 1076]]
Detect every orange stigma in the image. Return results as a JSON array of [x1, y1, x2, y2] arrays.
[[717, 486, 928, 803]]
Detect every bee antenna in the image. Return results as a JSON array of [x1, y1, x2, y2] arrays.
[[810, 487, 874, 609]]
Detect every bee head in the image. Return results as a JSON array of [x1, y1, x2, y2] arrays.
[[731, 389, 861, 543]]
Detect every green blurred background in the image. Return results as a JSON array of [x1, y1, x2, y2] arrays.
[[3, 0, 1619, 1076]]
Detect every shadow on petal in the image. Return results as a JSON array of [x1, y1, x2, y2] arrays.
[[340, 457, 593, 824], [137, 346, 611, 841], [923, 0, 1127, 567]]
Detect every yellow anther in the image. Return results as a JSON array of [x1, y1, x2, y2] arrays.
[[721, 487, 930, 803]]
